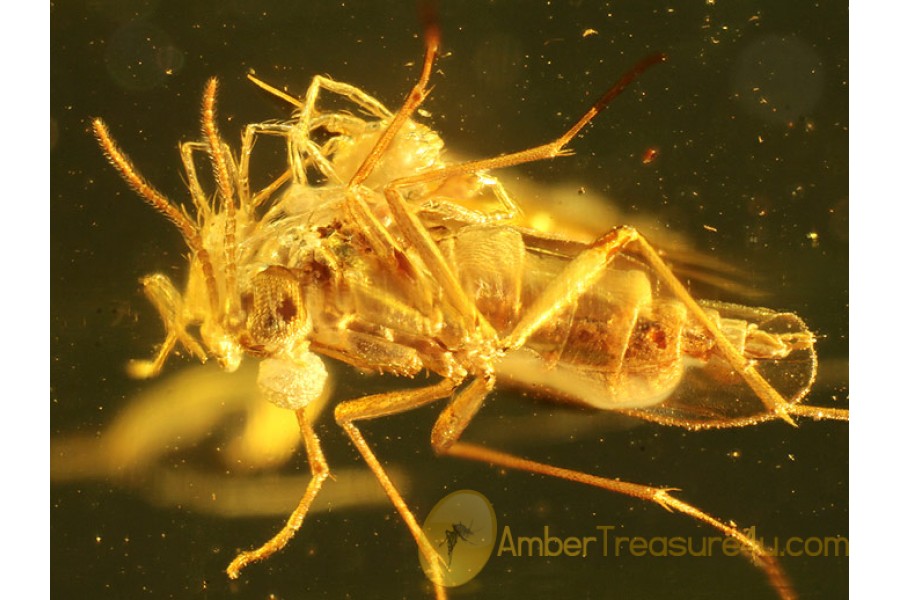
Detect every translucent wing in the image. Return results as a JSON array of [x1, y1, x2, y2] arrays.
[[621, 302, 818, 428]]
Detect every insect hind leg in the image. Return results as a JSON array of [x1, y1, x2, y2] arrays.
[[610, 228, 848, 423], [501, 225, 848, 424], [444, 441, 798, 600], [425, 355, 798, 598], [334, 379, 459, 600]]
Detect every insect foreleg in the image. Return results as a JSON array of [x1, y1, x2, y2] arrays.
[[246, 72, 304, 109], [247, 70, 393, 123], [246, 72, 393, 178], [240, 119, 341, 190], [127, 274, 206, 379], [226, 406, 330, 579], [289, 74, 396, 188]]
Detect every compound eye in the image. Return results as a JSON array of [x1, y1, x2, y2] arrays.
[[246, 266, 308, 347]]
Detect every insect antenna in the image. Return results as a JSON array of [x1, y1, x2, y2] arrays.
[[349, 9, 441, 186], [92, 118, 221, 313], [201, 78, 239, 319]]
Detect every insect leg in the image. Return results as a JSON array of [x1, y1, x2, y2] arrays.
[[430, 374, 495, 454], [247, 69, 394, 122], [349, 17, 440, 186], [239, 119, 319, 188], [415, 175, 525, 226], [294, 77, 372, 181], [246, 72, 304, 110], [381, 53, 667, 201], [383, 185, 484, 328], [502, 226, 636, 351], [427, 370, 798, 598], [236, 122, 293, 207], [305, 75, 394, 121], [481, 177, 523, 222], [334, 378, 458, 598], [376, 55, 666, 324], [502, 225, 847, 424], [444, 441, 798, 600], [247, 70, 395, 184], [226, 406, 331, 579], [126, 274, 206, 379], [601, 227, 847, 423]]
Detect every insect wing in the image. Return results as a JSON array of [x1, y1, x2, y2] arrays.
[[623, 301, 818, 428]]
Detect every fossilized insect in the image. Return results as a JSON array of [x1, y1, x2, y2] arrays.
[[92, 20, 847, 600]]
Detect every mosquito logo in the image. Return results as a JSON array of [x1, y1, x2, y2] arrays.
[[438, 521, 477, 565], [421, 490, 497, 587]]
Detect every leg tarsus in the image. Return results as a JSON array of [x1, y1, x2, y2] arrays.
[[784, 403, 849, 421], [127, 273, 206, 379], [226, 408, 330, 579], [334, 380, 457, 595], [446, 441, 797, 600]]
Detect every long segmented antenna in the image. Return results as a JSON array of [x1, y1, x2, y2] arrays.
[[92, 118, 221, 313], [201, 79, 238, 317]]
